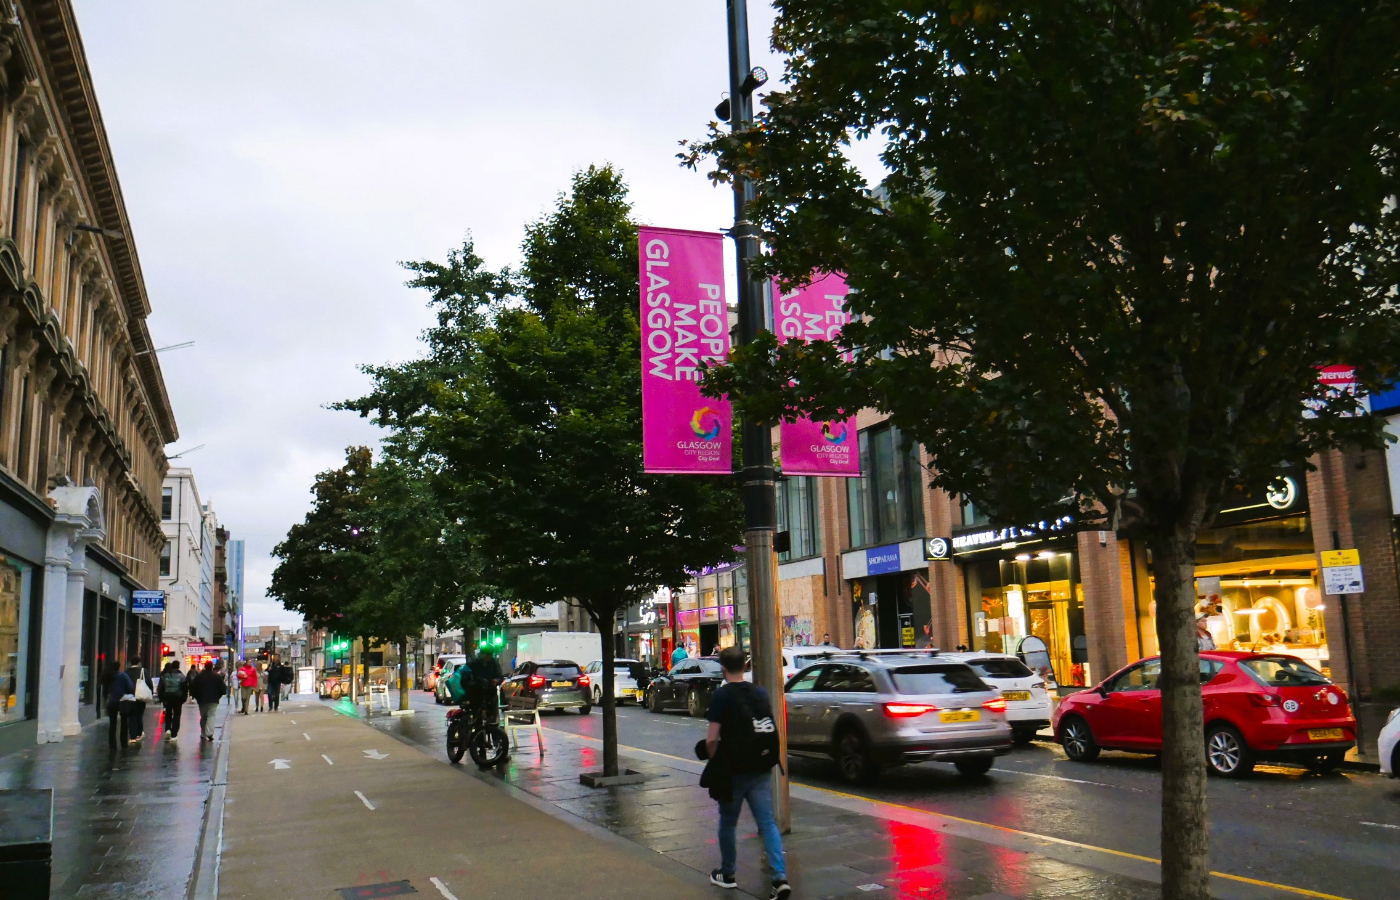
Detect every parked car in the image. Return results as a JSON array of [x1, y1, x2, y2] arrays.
[[786, 653, 1012, 783], [646, 656, 726, 716], [583, 658, 645, 705], [433, 658, 470, 705], [501, 659, 592, 714], [1053, 651, 1356, 777], [426, 654, 466, 693], [782, 647, 831, 681], [1379, 707, 1400, 777], [944, 651, 1054, 745]]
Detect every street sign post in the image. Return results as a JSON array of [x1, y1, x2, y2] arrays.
[[1321, 549, 1364, 595]]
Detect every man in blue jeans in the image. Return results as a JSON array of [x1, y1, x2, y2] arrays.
[[705, 646, 791, 900]]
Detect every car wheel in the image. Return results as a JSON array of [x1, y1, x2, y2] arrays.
[[1205, 724, 1255, 777], [835, 728, 880, 784], [955, 756, 994, 778], [1060, 716, 1100, 762], [1305, 751, 1343, 775], [1393, 745, 1400, 779], [647, 688, 662, 713], [1011, 727, 1037, 746], [593, 686, 602, 705], [687, 688, 707, 718], [580, 703, 593, 715]]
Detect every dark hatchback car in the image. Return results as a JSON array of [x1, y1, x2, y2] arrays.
[[645, 656, 726, 717], [501, 659, 593, 714]]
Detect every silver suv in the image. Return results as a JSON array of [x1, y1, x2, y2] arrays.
[[785, 652, 1012, 783]]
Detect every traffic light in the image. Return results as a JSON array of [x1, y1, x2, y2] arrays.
[[477, 628, 505, 652], [161, 643, 171, 657]]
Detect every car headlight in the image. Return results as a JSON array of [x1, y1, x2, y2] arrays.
[[1388, 707, 1400, 725]]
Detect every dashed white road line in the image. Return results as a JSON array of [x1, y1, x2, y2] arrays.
[[303, 732, 311, 741], [354, 790, 376, 810], [429, 877, 460, 900], [1362, 821, 1400, 830], [321, 754, 334, 766], [289, 719, 297, 724]]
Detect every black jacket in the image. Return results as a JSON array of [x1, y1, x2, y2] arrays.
[[159, 668, 189, 703], [189, 668, 227, 704], [695, 738, 733, 803]]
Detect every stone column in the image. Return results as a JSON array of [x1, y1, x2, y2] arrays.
[[36, 484, 104, 744]]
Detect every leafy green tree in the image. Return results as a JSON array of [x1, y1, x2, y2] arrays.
[[348, 166, 743, 776], [270, 446, 377, 637], [691, 4, 1400, 896]]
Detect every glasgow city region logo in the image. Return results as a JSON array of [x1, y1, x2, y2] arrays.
[[691, 407, 722, 441], [821, 421, 848, 444]]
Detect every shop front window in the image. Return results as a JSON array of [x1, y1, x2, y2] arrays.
[[847, 424, 924, 548], [964, 549, 1087, 686], [0, 557, 31, 724], [777, 475, 821, 561], [1140, 515, 1327, 674]]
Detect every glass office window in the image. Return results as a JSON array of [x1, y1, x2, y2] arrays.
[[777, 475, 821, 561], [847, 424, 925, 547]]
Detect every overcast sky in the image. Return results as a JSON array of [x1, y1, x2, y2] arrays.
[[71, 1, 788, 630]]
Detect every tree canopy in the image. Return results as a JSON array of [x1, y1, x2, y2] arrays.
[[690, 4, 1400, 898]]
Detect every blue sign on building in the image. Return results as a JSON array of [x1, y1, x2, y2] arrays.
[[131, 590, 165, 614], [865, 545, 902, 575]]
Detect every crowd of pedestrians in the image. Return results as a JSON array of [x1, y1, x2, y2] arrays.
[[99, 653, 294, 750]]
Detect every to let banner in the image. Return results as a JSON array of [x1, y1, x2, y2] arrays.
[[639, 226, 733, 474], [774, 272, 860, 477]]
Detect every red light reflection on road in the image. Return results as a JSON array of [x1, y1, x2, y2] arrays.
[[989, 843, 1031, 896], [883, 819, 947, 897], [579, 746, 597, 768]]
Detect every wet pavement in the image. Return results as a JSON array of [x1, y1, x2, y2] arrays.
[[0, 697, 231, 899], [362, 688, 1395, 900], [356, 691, 1173, 900]]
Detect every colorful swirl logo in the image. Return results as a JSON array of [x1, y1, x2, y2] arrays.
[[691, 407, 722, 441], [821, 421, 848, 444]]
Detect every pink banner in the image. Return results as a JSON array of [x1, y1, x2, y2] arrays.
[[640, 226, 733, 474], [775, 272, 859, 477]]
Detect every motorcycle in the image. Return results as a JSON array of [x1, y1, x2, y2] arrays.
[[446, 683, 510, 768]]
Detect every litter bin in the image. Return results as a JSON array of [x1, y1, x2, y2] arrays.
[[0, 788, 52, 899]]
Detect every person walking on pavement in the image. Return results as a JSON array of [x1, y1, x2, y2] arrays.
[[191, 661, 227, 741], [703, 646, 790, 900], [158, 660, 188, 741], [125, 658, 153, 744], [236, 659, 258, 714], [266, 655, 285, 711], [255, 662, 268, 712], [104, 659, 135, 751]]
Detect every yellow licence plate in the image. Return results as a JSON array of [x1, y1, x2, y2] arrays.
[[1308, 728, 1344, 741], [551, 681, 572, 688], [940, 709, 980, 723], [1002, 691, 1032, 702]]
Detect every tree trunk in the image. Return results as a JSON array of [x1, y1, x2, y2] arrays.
[[598, 610, 619, 777], [398, 638, 410, 711], [1148, 526, 1209, 900]]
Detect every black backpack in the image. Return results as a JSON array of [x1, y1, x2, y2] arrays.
[[721, 683, 781, 774], [160, 671, 184, 700]]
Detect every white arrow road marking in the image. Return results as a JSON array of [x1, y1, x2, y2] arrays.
[[321, 754, 334, 766], [354, 790, 376, 810], [429, 877, 461, 900], [303, 732, 311, 741], [269, 759, 291, 770], [363, 749, 389, 760]]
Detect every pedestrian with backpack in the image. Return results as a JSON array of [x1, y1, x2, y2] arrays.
[[158, 660, 188, 741], [703, 646, 790, 900]]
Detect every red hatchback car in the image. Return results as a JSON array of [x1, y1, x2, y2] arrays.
[[1052, 651, 1355, 777]]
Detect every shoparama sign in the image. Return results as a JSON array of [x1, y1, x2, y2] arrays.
[[639, 227, 733, 474]]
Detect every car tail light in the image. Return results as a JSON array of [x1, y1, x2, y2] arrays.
[[884, 702, 938, 718], [578, 674, 590, 687], [982, 697, 1008, 713], [528, 675, 546, 689], [1249, 693, 1281, 707]]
